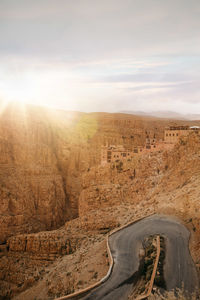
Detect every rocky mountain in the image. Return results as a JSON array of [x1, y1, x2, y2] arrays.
[[1, 102, 199, 243], [0, 102, 200, 299]]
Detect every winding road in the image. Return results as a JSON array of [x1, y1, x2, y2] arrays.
[[82, 214, 199, 300]]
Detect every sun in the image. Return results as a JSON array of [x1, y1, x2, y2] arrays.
[[0, 65, 77, 110]]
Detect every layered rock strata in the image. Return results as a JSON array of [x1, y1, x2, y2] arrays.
[[1, 101, 200, 244]]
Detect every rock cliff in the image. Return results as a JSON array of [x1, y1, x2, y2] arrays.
[[0, 102, 200, 299], [2, 102, 198, 243]]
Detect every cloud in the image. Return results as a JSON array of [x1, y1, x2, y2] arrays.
[[1, 0, 200, 60], [0, 1, 200, 114], [95, 73, 194, 84], [118, 82, 191, 92]]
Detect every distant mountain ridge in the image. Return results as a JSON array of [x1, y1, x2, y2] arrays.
[[119, 110, 200, 120]]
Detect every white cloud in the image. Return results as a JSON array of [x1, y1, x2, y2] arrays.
[[0, 1, 200, 113]]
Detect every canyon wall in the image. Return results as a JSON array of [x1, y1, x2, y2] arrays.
[[0, 104, 81, 243], [79, 132, 200, 216], [0, 103, 200, 299], [1, 101, 199, 243]]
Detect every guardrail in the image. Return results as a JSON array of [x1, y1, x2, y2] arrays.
[[55, 213, 154, 300]]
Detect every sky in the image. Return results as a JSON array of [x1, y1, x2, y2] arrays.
[[0, 0, 200, 114]]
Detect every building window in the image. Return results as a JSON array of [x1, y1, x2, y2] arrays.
[[176, 133, 178, 136], [166, 133, 168, 136], [107, 151, 111, 159], [123, 153, 126, 157]]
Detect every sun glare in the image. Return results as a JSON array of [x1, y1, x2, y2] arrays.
[[0, 65, 77, 110]]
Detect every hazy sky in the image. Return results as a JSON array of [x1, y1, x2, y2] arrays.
[[0, 0, 200, 113]]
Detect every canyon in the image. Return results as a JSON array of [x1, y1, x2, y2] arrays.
[[0, 101, 200, 299]]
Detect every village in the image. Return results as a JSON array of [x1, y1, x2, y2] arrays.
[[101, 125, 200, 165]]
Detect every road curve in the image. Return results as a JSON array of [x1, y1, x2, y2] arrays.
[[82, 214, 199, 300]]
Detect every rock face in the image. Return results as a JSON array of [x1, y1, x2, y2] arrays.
[[0, 104, 72, 243], [79, 132, 200, 216], [0, 102, 200, 300], [7, 230, 78, 260], [1, 101, 200, 243], [79, 152, 165, 215]]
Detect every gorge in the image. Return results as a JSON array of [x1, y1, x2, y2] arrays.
[[0, 102, 200, 299]]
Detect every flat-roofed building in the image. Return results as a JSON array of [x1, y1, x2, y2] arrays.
[[164, 125, 200, 143], [101, 126, 200, 165]]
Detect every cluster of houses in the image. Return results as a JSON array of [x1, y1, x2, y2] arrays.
[[101, 125, 200, 165]]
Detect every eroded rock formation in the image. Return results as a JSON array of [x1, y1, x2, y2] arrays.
[[1, 102, 200, 299], [2, 102, 198, 243]]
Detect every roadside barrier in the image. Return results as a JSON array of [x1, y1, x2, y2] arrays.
[[55, 213, 154, 300]]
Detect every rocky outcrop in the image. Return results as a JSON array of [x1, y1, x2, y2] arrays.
[[0, 104, 83, 243], [65, 209, 119, 233], [0, 121, 200, 299], [79, 152, 165, 215], [79, 132, 200, 217], [1, 101, 200, 243], [6, 230, 79, 260], [161, 132, 200, 189]]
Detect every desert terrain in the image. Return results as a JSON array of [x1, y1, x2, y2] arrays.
[[0, 102, 200, 299]]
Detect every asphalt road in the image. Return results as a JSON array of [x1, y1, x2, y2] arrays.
[[82, 214, 199, 300]]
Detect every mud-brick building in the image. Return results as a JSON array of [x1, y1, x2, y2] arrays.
[[101, 137, 163, 165], [101, 125, 200, 165], [101, 145, 134, 166], [164, 126, 200, 143]]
